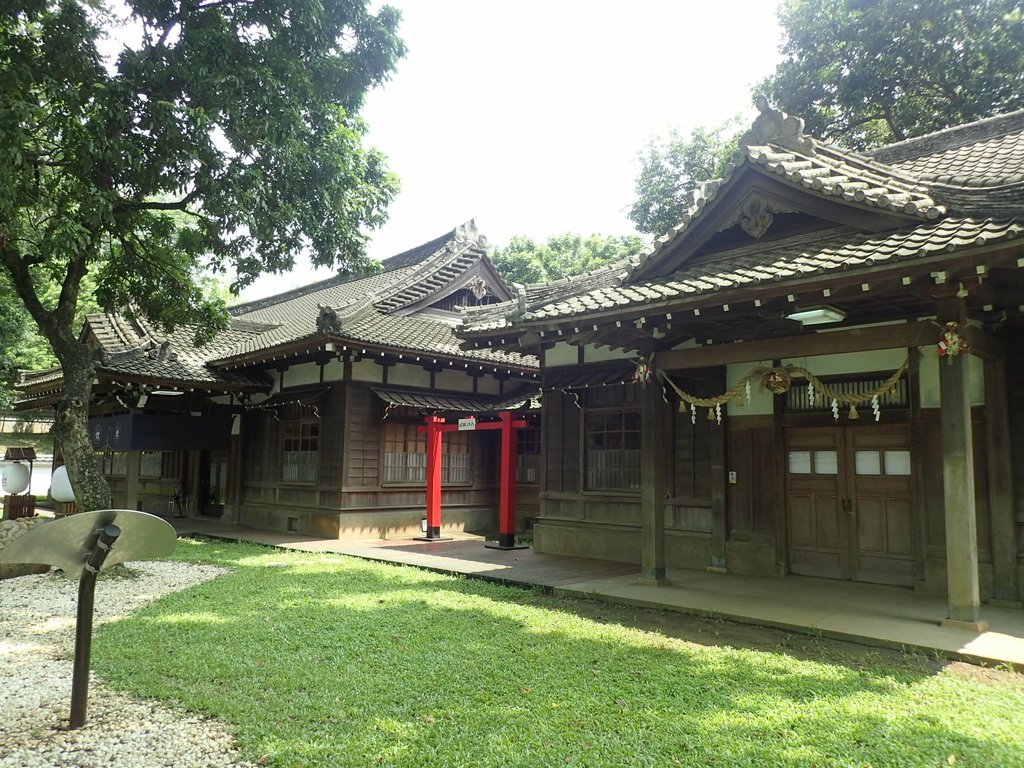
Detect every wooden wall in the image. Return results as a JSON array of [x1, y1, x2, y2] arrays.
[[234, 381, 530, 540]]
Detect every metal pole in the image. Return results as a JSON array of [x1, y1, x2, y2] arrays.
[[69, 523, 121, 729]]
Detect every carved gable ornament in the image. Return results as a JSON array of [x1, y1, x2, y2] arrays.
[[738, 195, 775, 238], [466, 275, 490, 300]]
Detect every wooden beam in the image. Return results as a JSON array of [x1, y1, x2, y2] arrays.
[[963, 324, 1004, 360], [655, 321, 937, 370]]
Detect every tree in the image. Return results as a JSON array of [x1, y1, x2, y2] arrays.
[[491, 232, 645, 285], [0, 269, 102, 409], [0, 1, 405, 511], [628, 120, 742, 237], [761, 0, 1024, 150]]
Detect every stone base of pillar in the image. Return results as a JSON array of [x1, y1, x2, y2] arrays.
[[940, 617, 990, 633]]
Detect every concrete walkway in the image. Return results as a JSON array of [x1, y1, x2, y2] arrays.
[[172, 517, 1024, 669]]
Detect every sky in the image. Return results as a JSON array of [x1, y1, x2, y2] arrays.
[[237, 1, 786, 300]]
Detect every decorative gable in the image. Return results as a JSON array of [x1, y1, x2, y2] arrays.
[[630, 101, 945, 281]]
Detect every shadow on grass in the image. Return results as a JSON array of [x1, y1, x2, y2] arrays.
[[91, 538, 1024, 767]]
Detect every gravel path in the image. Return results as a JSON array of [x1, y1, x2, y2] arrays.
[[0, 561, 256, 768]]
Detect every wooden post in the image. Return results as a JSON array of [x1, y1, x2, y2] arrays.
[[938, 323, 987, 630], [984, 356, 1020, 604], [416, 415, 447, 540], [709, 371, 728, 572], [639, 378, 669, 585], [485, 411, 529, 550]]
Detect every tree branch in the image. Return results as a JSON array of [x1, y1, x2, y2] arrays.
[[120, 190, 200, 212], [0, 233, 65, 349]]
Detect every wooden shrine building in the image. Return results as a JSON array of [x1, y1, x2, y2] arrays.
[[18, 221, 540, 540], [459, 105, 1024, 628]]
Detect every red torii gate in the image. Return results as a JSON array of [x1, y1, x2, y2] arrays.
[[415, 410, 528, 549]]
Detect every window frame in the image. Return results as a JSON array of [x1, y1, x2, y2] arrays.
[[583, 405, 642, 492], [381, 421, 473, 487], [280, 407, 320, 484]]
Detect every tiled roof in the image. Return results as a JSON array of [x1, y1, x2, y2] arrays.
[[462, 218, 1024, 331], [868, 110, 1024, 185], [742, 141, 942, 218], [16, 315, 272, 394], [91, 316, 272, 388], [306, 308, 536, 368], [371, 386, 540, 413], [460, 106, 1024, 340], [213, 221, 533, 369]]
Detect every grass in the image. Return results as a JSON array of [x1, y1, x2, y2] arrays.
[[93, 539, 1024, 767]]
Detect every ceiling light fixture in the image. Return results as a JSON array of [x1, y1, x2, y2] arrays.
[[785, 305, 847, 326]]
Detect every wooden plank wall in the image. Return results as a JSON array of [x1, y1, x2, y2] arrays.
[[726, 416, 779, 540]]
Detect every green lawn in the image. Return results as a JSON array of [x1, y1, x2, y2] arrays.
[[93, 539, 1024, 767]]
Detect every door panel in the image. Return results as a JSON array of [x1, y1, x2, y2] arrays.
[[786, 429, 848, 579], [786, 425, 914, 586], [848, 427, 914, 586]]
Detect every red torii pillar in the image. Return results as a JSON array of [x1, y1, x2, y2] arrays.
[[415, 411, 528, 549]]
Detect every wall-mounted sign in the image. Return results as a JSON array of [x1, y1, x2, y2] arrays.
[[457, 417, 477, 431]]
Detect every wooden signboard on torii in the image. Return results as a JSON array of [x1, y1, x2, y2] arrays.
[[416, 410, 528, 550]]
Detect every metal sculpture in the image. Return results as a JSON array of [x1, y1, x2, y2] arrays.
[[0, 509, 177, 728]]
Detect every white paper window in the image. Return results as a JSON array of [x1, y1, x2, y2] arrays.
[[788, 451, 812, 474], [814, 450, 838, 475], [884, 450, 912, 476], [855, 450, 882, 475]]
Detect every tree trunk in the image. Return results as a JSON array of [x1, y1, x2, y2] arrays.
[[53, 343, 112, 512]]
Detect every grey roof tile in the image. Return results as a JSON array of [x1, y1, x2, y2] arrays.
[[466, 219, 1023, 329]]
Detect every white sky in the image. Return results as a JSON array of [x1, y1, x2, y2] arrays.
[[235, 1, 786, 300]]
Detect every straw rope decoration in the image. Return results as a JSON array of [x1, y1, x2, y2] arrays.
[[653, 355, 910, 424]]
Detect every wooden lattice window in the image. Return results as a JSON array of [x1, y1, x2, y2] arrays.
[[517, 426, 541, 484], [98, 451, 127, 477], [281, 405, 319, 483], [139, 451, 163, 478], [382, 422, 471, 485], [584, 408, 641, 491], [785, 373, 910, 412]]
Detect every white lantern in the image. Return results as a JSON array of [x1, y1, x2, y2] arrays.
[[1, 462, 30, 495], [50, 465, 76, 502]]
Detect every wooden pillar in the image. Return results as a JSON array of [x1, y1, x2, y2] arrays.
[[416, 416, 448, 541], [709, 368, 728, 572], [485, 411, 529, 551], [639, 378, 669, 585], [984, 356, 1020, 604], [938, 328, 987, 630]]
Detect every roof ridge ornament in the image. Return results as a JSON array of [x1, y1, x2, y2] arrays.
[[741, 97, 815, 155], [453, 219, 487, 247]]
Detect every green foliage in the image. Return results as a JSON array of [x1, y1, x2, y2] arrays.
[[490, 232, 645, 285], [628, 120, 742, 237], [761, 0, 1024, 150], [0, 1, 405, 508], [1, 0, 405, 343], [95, 540, 1024, 768]]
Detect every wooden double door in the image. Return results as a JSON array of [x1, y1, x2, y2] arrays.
[[785, 425, 915, 586]]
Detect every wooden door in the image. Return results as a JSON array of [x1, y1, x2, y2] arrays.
[[846, 426, 915, 586], [786, 428, 849, 579], [785, 425, 914, 586]]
